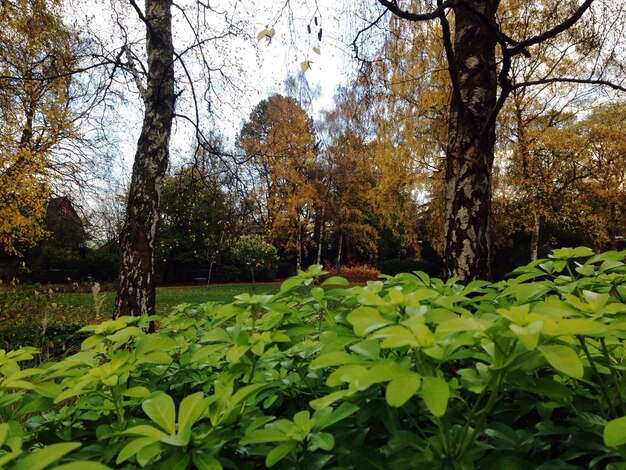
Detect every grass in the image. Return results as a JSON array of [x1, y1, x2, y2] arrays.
[[1, 283, 280, 328]]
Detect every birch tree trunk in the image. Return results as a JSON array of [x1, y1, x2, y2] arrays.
[[335, 232, 343, 276], [316, 208, 324, 266], [530, 212, 541, 261], [443, 0, 499, 281], [114, 0, 174, 317]]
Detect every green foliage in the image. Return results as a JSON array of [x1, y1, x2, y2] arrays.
[[1, 250, 626, 468], [233, 235, 279, 282]]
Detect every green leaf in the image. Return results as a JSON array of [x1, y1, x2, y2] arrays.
[[502, 283, 550, 302], [361, 362, 411, 386], [13, 397, 53, 419], [266, 442, 295, 467], [321, 276, 349, 287], [369, 325, 418, 348], [34, 382, 62, 398], [226, 345, 250, 364], [124, 386, 151, 398], [192, 452, 222, 470], [347, 306, 391, 336], [349, 340, 380, 360], [604, 416, 626, 447], [509, 321, 542, 350], [161, 430, 191, 447], [541, 318, 607, 337], [178, 392, 208, 433], [13, 442, 81, 470], [357, 291, 387, 307], [314, 402, 359, 430], [309, 432, 334, 451], [240, 429, 291, 444], [136, 441, 162, 466], [311, 287, 324, 302], [142, 393, 176, 435], [421, 376, 449, 417], [0, 423, 8, 446], [549, 247, 594, 259], [116, 437, 158, 464], [386, 373, 421, 407], [538, 345, 583, 378], [309, 389, 354, 409], [120, 425, 166, 439], [582, 290, 610, 311], [310, 351, 360, 369]]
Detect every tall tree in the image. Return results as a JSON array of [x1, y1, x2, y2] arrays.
[[114, 0, 175, 317], [0, 0, 77, 254], [238, 94, 318, 270], [372, 0, 625, 280]]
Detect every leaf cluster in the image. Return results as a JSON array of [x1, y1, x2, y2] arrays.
[[1, 250, 626, 468]]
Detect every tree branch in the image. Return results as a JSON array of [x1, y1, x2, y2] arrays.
[[509, 0, 596, 55], [377, 0, 455, 22], [512, 77, 626, 93]]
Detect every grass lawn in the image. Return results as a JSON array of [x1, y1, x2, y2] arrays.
[[2, 283, 280, 328]]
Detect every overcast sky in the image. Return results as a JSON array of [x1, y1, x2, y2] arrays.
[[70, 0, 365, 184]]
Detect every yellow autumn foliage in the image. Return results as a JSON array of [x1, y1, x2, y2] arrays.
[[0, 0, 76, 254]]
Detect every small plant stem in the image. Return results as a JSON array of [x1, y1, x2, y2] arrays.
[[403, 408, 428, 441], [455, 384, 490, 457], [455, 369, 504, 461], [247, 355, 257, 383], [436, 417, 451, 458], [600, 338, 626, 416], [111, 385, 125, 430], [578, 336, 617, 418], [455, 340, 517, 461]]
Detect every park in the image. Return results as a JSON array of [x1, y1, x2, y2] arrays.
[[1, 0, 626, 468]]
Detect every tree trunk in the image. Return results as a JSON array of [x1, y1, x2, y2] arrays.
[[335, 232, 343, 276], [316, 209, 324, 266], [296, 221, 302, 271], [530, 211, 541, 261], [443, 1, 498, 282], [114, 0, 175, 317]]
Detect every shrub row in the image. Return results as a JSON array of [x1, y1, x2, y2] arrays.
[[1, 248, 626, 468]]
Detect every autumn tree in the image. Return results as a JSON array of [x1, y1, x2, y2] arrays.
[[0, 0, 77, 254], [364, 16, 450, 256], [238, 94, 319, 270], [368, 0, 626, 280]]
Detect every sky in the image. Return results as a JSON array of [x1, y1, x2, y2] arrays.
[[77, 0, 363, 178]]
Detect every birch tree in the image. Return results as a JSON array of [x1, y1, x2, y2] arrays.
[[114, 0, 175, 317], [370, 0, 626, 280]]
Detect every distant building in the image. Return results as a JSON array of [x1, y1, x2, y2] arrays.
[[44, 197, 86, 250]]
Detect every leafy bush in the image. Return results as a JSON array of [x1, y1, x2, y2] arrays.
[[2, 248, 626, 468], [233, 235, 279, 283]]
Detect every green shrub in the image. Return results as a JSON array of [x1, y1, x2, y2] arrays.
[[2, 249, 626, 468], [212, 264, 241, 283], [233, 235, 279, 283]]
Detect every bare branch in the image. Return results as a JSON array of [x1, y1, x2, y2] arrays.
[[376, 0, 455, 22], [512, 77, 626, 93], [509, 0, 596, 56]]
